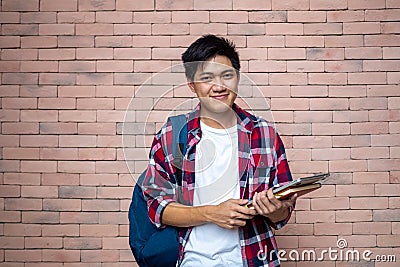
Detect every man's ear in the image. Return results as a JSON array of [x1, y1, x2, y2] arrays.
[[187, 80, 195, 93]]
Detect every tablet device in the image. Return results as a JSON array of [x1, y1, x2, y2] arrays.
[[272, 173, 330, 195]]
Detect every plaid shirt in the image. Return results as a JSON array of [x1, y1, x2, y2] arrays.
[[143, 103, 293, 267]]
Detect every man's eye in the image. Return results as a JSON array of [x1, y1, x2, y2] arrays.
[[200, 76, 212, 82], [223, 73, 234, 79]]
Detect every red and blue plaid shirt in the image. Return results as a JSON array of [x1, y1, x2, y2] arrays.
[[143, 103, 293, 267]]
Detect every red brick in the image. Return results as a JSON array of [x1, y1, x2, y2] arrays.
[[2, 48, 38, 60], [351, 197, 388, 209], [312, 148, 349, 160], [0, 12, 20, 23], [0, 211, 21, 222], [272, 0, 309, 10], [99, 211, 128, 224], [39, 148, 77, 160], [4, 223, 41, 236], [95, 161, 129, 173], [190, 23, 227, 35], [134, 60, 171, 72], [22, 211, 59, 224], [0, 185, 20, 197], [64, 237, 102, 249], [97, 187, 132, 199], [21, 185, 58, 198], [3, 73, 39, 85], [5, 249, 41, 262], [78, 148, 116, 160], [80, 224, 119, 236], [79, 0, 115, 11], [2, 97, 37, 109], [20, 85, 57, 97], [370, 108, 400, 120], [210, 11, 247, 23], [0, 60, 19, 72], [330, 159, 368, 172], [312, 122, 350, 135], [42, 224, 79, 237], [326, 60, 363, 72], [21, 161, 57, 172], [327, 10, 364, 22], [96, 39, 133, 51], [382, 22, 400, 34], [39, 24, 75, 35], [309, 73, 347, 85], [39, 122, 77, 135], [77, 73, 113, 85], [350, 97, 387, 110], [77, 23, 113, 35], [82, 200, 119, 211], [266, 23, 303, 35], [0, 160, 20, 172], [152, 48, 185, 60], [76, 48, 113, 59], [20, 135, 58, 147], [365, 9, 400, 21], [80, 174, 119, 186], [337, 210, 373, 222], [59, 110, 95, 122], [351, 122, 389, 134], [60, 212, 99, 224], [337, 184, 374, 197], [81, 249, 119, 262], [21, 110, 58, 122], [2, 0, 39, 11], [114, 48, 151, 59], [287, 160, 328, 175], [59, 135, 96, 148], [248, 60, 285, 72], [20, 61, 58, 72], [372, 134, 400, 146], [388, 72, 400, 84], [365, 35, 400, 47], [25, 237, 62, 249], [3, 148, 39, 160], [134, 11, 171, 23], [20, 36, 57, 48], [293, 136, 332, 148], [40, 0, 78, 11], [43, 199, 81, 211], [296, 211, 335, 223], [249, 11, 287, 23], [59, 61, 96, 73], [132, 36, 170, 47], [310, 0, 347, 10], [311, 197, 349, 210], [58, 85, 95, 97], [294, 111, 331, 123], [57, 12, 95, 23], [384, 47, 400, 59], [348, 72, 387, 85], [4, 173, 40, 185], [270, 98, 309, 111], [39, 49, 75, 60], [58, 161, 95, 173], [0, 36, 20, 48], [41, 173, 79, 186], [42, 249, 80, 262], [2, 123, 39, 134], [344, 22, 381, 35], [247, 36, 284, 47], [325, 35, 363, 47], [314, 222, 352, 235], [333, 110, 368, 122], [307, 48, 344, 60], [269, 48, 305, 60], [304, 23, 342, 35], [270, 73, 307, 85], [117, 0, 154, 10], [115, 24, 152, 35], [364, 60, 400, 72], [370, 159, 400, 172]]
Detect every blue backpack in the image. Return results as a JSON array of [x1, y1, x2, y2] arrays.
[[129, 114, 188, 267]]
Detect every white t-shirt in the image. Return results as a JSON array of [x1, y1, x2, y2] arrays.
[[181, 121, 243, 267]]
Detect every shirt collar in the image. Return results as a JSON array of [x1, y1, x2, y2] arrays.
[[186, 102, 256, 135]]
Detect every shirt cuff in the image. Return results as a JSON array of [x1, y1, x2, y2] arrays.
[[269, 206, 294, 230], [149, 197, 176, 228]]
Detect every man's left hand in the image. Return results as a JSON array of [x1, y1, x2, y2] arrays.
[[252, 188, 297, 223]]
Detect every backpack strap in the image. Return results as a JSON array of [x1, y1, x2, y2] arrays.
[[169, 114, 188, 186]]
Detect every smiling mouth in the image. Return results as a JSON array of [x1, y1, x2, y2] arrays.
[[211, 94, 229, 100]]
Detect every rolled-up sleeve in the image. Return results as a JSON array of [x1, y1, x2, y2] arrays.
[[268, 132, 294, 230], [142, 125, 177, 228]]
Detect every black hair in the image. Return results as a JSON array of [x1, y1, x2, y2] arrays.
[[181, 34, 240, 81]]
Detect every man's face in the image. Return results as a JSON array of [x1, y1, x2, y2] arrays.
[[189, 55, 239, 115]]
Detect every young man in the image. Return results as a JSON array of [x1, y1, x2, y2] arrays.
[[143, 35, 296, 266]]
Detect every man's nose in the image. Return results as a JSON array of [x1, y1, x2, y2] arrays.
[[212, 77, 225, 91]]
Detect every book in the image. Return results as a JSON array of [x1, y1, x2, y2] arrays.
[[274, 182, 322, 200]]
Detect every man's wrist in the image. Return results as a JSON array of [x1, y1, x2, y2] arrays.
[[268, 207, 289, 223]]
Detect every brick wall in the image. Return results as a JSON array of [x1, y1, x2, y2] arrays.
[[1, 0, 399, 266]]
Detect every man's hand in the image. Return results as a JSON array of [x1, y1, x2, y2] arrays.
[[204, 199, 257, 229], [252, 189, 297, 223]]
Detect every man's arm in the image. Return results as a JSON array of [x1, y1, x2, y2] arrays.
[[162, 199, 257, 229]]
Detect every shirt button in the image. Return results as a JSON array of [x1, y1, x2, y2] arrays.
[[260, 162, 264, 166]]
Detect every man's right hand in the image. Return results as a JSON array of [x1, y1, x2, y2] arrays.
[[204, 199, 257, 229]]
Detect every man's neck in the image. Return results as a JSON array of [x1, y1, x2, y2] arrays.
[[200, 109, 237, 129]]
